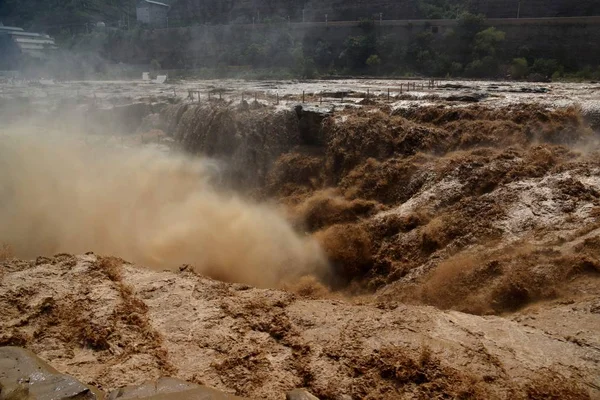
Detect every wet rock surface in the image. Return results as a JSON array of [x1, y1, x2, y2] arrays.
[[294, 105, 332, 146], [0, 347, 99, 400], [445, 92, 487, 102], [0, 349, 247, 400]]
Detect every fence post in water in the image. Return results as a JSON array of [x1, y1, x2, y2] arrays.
[[302, 91, 305, 103], [276, 92, 279, 105], [242, 92, 244, 103], [387, 88, 390, 102], [219, 91, 222, 100], [367, 88, 369, 100], [254, 92, 257, 102]]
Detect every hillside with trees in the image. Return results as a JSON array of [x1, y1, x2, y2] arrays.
[[3, 0, 599, 81], [2, 0, 599, 34], [45, 11, 596, 81]]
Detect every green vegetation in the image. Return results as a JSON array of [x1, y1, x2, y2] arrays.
[[44, 13, 599, 81], [417, 0, 470, 19], [510, 58, 529, 79], [3, 0, 599, 82]]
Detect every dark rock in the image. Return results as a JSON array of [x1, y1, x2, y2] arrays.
[[286, 389, 320, 400], [294, 105, 332, 146], [0, 346, 101, 400], [446, 92, 487, 102], [507, 87, 550, 94], [320, 91, 353, 99], [439, 84, 472, 90]]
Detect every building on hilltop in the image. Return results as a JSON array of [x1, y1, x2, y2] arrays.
[[136, 0, 170, 28], [0, 23, 57, 70]]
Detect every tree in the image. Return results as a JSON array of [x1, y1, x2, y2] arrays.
[[451, 12, 485, 64], [510, 58, 528, 79], [418, 0, 468, 19], [340, 35, 376, 71], [366, 54, 381, 74], [244, 42, 267, 67], [313, 40, 334, 69], [473, 27, 505, 58], [465, 56, 498, 77], [531, 58, 560, 78], [406, 31, 439, 75]]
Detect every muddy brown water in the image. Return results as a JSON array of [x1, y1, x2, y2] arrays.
[[1, 78, 599, 111], [0, 79, 599, 399]]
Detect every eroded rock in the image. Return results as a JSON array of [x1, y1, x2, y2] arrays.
[[0, 347, 100, 400], [294, 105, 331, 146]]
